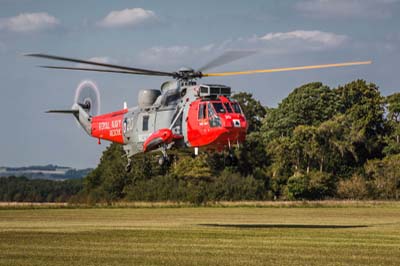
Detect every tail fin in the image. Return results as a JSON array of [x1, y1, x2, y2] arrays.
[[73, 103, 92, 136], [46, 104, 92, 136]]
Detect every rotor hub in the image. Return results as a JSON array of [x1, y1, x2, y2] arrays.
[[175, 67, 202, 80]]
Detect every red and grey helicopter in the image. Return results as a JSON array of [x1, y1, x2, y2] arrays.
[[26, 52, 371, 171]]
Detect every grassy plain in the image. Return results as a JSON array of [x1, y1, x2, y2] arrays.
[[1, 202, 400, 266]]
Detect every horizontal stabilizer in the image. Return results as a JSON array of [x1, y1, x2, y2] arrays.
[[46, 109, 79, 114]]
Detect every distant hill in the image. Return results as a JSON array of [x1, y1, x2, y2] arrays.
[[0, 165, 92, 180]]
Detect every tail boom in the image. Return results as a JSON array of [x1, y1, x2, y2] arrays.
[[91, 109, 128, 144]]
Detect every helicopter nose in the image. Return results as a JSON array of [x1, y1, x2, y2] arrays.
[[223, 115, 246, 130]]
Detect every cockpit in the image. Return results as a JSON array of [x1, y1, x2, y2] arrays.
[[187, 85, 248, 149], [197, 96, 244, 128], [211, 101, 242, 114]]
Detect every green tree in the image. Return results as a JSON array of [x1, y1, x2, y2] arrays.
[[285, 171, 335, 200], [384, 93, 400, 155], [263, 82, 340, 140], [267, 136, 294, 178], [364, 154, 400, 199], [335, 80, 387, 162], [85, 143, 127, 203], [171, 154, 213, 181], [237, 132, 269, 176]]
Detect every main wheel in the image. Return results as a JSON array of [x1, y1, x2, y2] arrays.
[[225, 154, 238, 166], [158, 156, 165, 166], [125, 164, 132, 173]]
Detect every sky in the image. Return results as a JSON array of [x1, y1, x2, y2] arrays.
[[0, 0, 399, 168]]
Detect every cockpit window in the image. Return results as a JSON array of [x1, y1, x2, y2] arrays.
[[232, 102, 242, 114], [224, 103, 233, 113], [212, 102, 226, 113], [208, 102, 222, 127], [208, 103, 216, 117], [198, 103, 206, 119]]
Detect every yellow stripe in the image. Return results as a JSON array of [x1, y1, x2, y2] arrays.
[[202, 61, 372, 77]]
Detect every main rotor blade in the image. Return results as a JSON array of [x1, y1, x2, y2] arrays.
[[40, 66, 168, 76], [198, 50, 257, 72], [25, 53, 175, 77], [202, 61, 372, 77]]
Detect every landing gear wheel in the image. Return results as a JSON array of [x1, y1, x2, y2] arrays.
[[125, 158, 132, 173], [158, 156, 165, 166], [225, 155, 232, 166], [158, 155, 171, 166], [225, 152, 238, 166]]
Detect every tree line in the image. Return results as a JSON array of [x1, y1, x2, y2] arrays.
[[0, 176, 83, 202]]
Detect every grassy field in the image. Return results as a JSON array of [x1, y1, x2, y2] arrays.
[[1, 203, 400, 266]]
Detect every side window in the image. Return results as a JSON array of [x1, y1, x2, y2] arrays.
[[198, 103, 207, 119], [208, 103, 215, 118], [142, 115, 149, 131]]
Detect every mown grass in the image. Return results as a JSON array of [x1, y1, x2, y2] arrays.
[[1, 200, 399, 209], [1, 205, 400, 265]]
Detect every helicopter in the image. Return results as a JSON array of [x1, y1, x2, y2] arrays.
[[26, 52, 371, 171]]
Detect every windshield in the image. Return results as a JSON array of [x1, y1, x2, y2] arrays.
[[212, 102, 226, 113], [224, 103, 233, 113], [208, 102, 222, 127], [231, 102, 242, 114]]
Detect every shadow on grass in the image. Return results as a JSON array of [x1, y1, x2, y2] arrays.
[[198, 224, 368, 229]]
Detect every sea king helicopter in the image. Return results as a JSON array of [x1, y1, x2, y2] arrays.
[[26, 52, 371, 171]]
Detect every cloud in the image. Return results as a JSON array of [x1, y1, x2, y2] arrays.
[[137, 30, 349, 68], [97, 8, 157, 28], [0, 12, 59, 32], [296, 0, 399, 19], [138, 45, 216, 67], [260, 30, 348, 48]]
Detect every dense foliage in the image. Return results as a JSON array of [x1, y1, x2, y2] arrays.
[[0, 176, 83, 202]]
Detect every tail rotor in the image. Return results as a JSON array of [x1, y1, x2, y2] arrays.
[[73, 80, 101, 117]]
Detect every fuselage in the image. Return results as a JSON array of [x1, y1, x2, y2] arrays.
[[85, 80, 247, 158]]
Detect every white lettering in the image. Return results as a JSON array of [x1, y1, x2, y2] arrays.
[[99, 122, 110, 130], [110, 129, 122, 137], [111, 120, 121, 128]]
